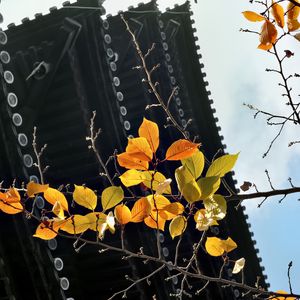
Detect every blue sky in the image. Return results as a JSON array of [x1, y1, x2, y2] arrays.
[[1, 0, 300, 294]]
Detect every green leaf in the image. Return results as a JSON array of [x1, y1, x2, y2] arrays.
[[181, 149, 204, 179], [169, 215, 187, 239], [73, 185, 97, 210], [101, 186, 124, 211], [197, 176, 220, 200], [204, 194, 227, 220], [175, 166, 194, 193], [206, 153, 239, 178]]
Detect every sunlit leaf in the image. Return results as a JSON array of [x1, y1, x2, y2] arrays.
[[169, 215, 187, 239], [232, 257, 246, 274], [259, 20, 277, 50], [143, 171, 171, 194], [119, 169, 146, 187], [126, 137, 153, 161], [288, 19, 300, 31], [175, 166, 194, 193], [147, 194, 170, 210], [0, 201, 23, 214], [85, 212, 107, 231], [242, 11, 265, 22], [44, 188, 69, 211], [117, 152, 149, 170], [182, 179, 201, 203], [159, 202, 184, 220], [194, 209, 218, 231], [197, 176, 220, 200], [33, 219, 66, 240], [206, 153, 239, 178], [144, 212, 165, 230], [101, 186, 124, 211], [257, 43, 273, 50], [181, 149, 205, 179], [26, 182, 49, 198], [73, 185, 97, 210], [138, 118, 159, 153], [114, 204, 131, 225], [5, 188, 21, 203], [106, 211, 116, 234], [165, 140, 200, 161], [205, 237, 237, 256], [52, 201, 65, 219], [271, 1, 285, 28], [156, 178, 172, 195], [131, 197, 151, 222], [287, 1, 300, 20], [269, 290, 296, 300], [222, 237, 238, 253], [60, 215, 90, 234], [204, 194, 227, 220]]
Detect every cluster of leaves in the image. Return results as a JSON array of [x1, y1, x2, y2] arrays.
[[0, 119, 240, 260], [243, 0, 300, 50]]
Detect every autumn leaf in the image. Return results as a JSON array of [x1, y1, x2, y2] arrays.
[[26, 182, 49, 198], [204, 194, 227, 220], [44, 188, 69, 211], [143, 171, 171, 194], [33, 219, 67, 240], [232, 257, 246, 274], [182, 179, 201, 203], [126, 137, 153, 161], [288, 19, 300, 32], [242, 11, 265, 22], [175, 165, 194, 193], [114, 204, 131, 225], [0, 200, 23, 214], [197, 176, 220, 200], [73, 185, 97, 210], [131, 197, 151, 222], [165, 139, 200, 161], [206, 153, 239, 178], [119, 169, 146, 187], [101, 186, 124, 211], [5, 188, 21, 203], [181, 149, 205, 179], [271, 1, 284, 28], [294, 33, 300, 41], [258, 20, 277, 50], [205, 237, 237, 256], [147, 194, 170, 210], [60, 215, 90, 234], [269, 290, 296, 300], [194, 209, 218, 231], [117, 152, 149, 170], [287, 1, 300, 20], [144, 213, 166, 231], [222, 237, 238, 253], [159, 202, 184, 220], [169, 215, 187, 239], [138, 118, 159, 153], [85, 212, 107, 231], [52, 201, 65, 219], [156, 178, 172, 195]]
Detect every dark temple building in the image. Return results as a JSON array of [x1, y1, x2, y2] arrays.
[[0, 1, 268, 299]]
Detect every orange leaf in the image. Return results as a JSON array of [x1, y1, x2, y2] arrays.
[[27, 182, 49, 198], [0, 201, 23, 214], [138, 118, 159, 153], [126, 137, 153, 161], [288, 19, 300, 31], [60, 215, 90, 234], [144, 212, 165, 231], [271, 1, 285, 28], [5, 188, 21, 203], [44, 188, 69, 211], [259, 20, 277, 50], [287, 1, 300, 20], [131, 197, 151, 223], [269, 290, 296, 300], [117, 152, 149, 170], [165, 140, 200, 161], [33, 219, 67, 240], [114, 204, 131, 225], [242, 11, 265, 22], [159, 202, 184, 220], [257, 43, 273, 50]]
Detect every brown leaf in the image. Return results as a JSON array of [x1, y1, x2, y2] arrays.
[[240, 181, 252, 192]]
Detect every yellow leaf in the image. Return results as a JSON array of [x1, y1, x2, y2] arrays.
[[26, 182, 49, 198], [60, 215, 90, 234], [119, 169, 146, 187], [169, 215, 187, 239], [271, 1, 285, 28], [182, 179, 201, 203], [33, 219, 66, 240], [206, 153, 239, 178], [106, 211, 116, 234], [131, 197, 151, 222], [156, 178, 172, 195], [287, 1, 300, 20], [165, 140, 200, 161], [143, 171, 171, 194], [288, 19, 300, 31], [52, 201, 65, 219], [159, 202, 184, 220], [269, 290, 296, 300], [194, 209, 218, 231], [101, 186, 124, 211], [181, 149, 205, 179], [221, 237, 238, 253], [114, 204, 131, 225], [138, 118, 159, 153], [197, 176, 220, 200], [0, 201, 23, 214], [126, 137, 153, 161], [204, 194, 227, 220], [44, 188, 69, 211], [117, 152, 149, 170], [242, 11, 265, 22], [144, 212, 165, 230], [205, 237, 225, 256], [85, 212, 107, 231], [232, 257, 246, 274], [73, 185, 97, 210], [147, 194, 170, 210], [259, 20, 277, 50], [175, 166, 194, 193]]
